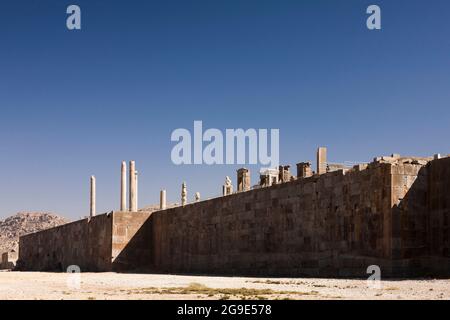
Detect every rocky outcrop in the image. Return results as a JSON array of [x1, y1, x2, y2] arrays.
[[0, 212, 69, 254]]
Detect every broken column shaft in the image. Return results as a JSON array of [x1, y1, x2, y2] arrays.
[[237, 168, 250, 192], [90, 175, 96, 217], [317, 147, 327, 175], [160, 189, 167, 210], [181, 182, 187, 206], [120, 161, 127, 211], [129, 161, 137, 212]]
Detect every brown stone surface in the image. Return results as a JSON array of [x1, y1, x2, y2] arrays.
[[112, 211, 153, 272], [152, 162, 394, 277], [17, 211, 154, 272], [18, 214, 113, 271]]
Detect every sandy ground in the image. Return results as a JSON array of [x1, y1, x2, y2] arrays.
[[0, 271, 449, 300]]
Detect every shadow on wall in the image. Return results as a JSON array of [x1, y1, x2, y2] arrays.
[[112, 158, 450, 278], [112, 215, 154, 273], [391, 159, 450, 276]]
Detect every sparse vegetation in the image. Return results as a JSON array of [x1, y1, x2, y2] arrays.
[[384, 287, 400, 291], [130, 282, 307, 299]]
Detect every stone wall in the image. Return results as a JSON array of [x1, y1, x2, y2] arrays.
[[17, 212, 152, 272], [111, 211, 153, 272], [0, 250, 18, 270], [151, 162, 398, 277], [150, 159, 450, 277], [427, 157, 450, 258], [18, 213, 113, 271], [17, 158, 450, 277]]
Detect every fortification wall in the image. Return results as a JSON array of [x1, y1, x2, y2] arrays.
[[428, 157, 450, 258], [17, 158, 450, 277], [18, 213, 113, 271], [111, 211, 153, 272], [17, 211, 152, 272], [151, 163, 398, 277], [391, 162, 428, 259], [0, 251, 18, 270]]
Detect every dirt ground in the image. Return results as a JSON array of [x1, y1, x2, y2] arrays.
[[0, 271, 449, 300]]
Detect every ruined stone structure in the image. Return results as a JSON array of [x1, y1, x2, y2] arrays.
[[278, 165, 292, 183], [296, 162, 313, 178], [0, 250, 18, 270], [237, 168, 251, 192], [259, 168, 278, 187], [222, 176, 233, 196], [17, 151, 450, 278], [317, 147, 327, 175], [18, 212, 152, 271], [90, 176, 96, 218]]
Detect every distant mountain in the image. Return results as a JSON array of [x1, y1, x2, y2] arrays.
[[0, 212, 70, 254]]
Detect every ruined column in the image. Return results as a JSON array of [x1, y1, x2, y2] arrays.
[[181, 182, 187, 206], [237, 168, 250, 192], [160, 189, 167, 210], [223, 176, 233, 196], [195, 192, 201, 202], [129, 161, 137, 212], [136, 170, 139, 211], [317, 147, 327, 175], [120, 161, 127, 211], [90, 175, 96, 217], [296, 162, 313, 178], [278, 165, 291, 183]]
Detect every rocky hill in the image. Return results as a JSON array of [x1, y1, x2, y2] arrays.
[[0, 212, 69, 254]]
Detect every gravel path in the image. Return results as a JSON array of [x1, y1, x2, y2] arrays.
[[0, 271, 448, 300]]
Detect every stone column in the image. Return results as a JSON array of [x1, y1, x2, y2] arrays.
[[317, 147, 327, 175], [223, 176, 233, 196], [237, 168, 250, 192], [120, 161, 127, 211], [90, 175, 96, 217], [129, 161, 137, 212], [278, 165, 291, 183], [160, 189, 167, 210], [136, 170, 139, 211], [181, 182, 187, 206]]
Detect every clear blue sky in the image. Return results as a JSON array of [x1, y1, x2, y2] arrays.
[[1, 0, 449, 220]]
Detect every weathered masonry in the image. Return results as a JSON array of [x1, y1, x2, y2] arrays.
[[0, 250, 18, 270], [18, 153, 450, 277]]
